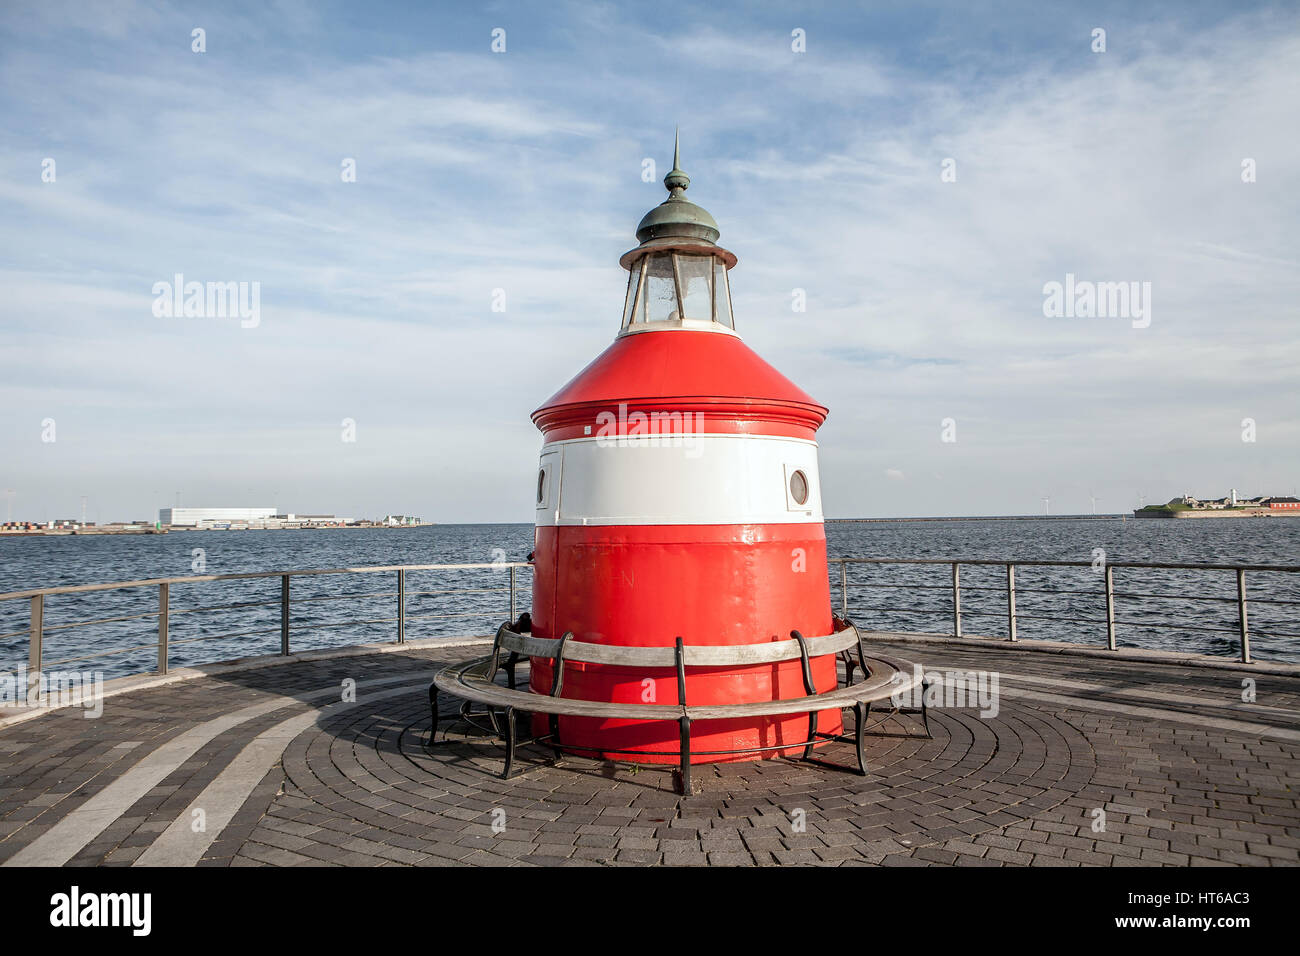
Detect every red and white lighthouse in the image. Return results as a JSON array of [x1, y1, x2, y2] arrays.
[[529, 137, 840, 764]]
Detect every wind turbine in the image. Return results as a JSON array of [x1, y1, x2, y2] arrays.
[[1042, 496, 1051, 516], [4, 489, 13, 524], [1089, 492, 1101, 515]]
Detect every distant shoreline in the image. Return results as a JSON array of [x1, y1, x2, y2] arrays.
[[0, 524, 432, 537], [1130, 509, 1300, 520], [7, 513, 1296, 537], [826, 514, 1125, 523]]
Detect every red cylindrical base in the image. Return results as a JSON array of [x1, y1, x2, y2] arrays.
[[529, 522, 841, 764]]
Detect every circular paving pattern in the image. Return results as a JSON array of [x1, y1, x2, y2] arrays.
[[276, 682, 1097, 863], [4, 642, 1297, 867]]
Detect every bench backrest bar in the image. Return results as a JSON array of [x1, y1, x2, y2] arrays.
[[496, 625, 860, 668]]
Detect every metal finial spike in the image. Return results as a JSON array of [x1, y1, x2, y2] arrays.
[[664, 128, 690, 197]]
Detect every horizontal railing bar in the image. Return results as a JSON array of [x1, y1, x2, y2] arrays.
[[170, 598, 283, 616], [38, 610, 162, 633], [838, 582, 952, 591], [406, 587, 513, 597], [299, 615, 398, 630], [1011, 613, 1107, 626], [0, 562, 535, 602], [279, 590, 398, 604], [850, 607, 950, 617], [1110, 619, 1241, 634], [989, 586, 1105, 597], [165, 626, 285, 648], [403, 611, 510, 623], [1112, 591, 1237, 603], [828, 558, 1300, 572], [41, 642, 167, 667]]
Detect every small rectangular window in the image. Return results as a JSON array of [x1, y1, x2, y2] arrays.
[[537, 453, 560, 511]]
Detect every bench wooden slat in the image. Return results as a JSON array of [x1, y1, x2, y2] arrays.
[[434, 653, 922, 723], [497, 626, 860, 668], [434, 660, 686, 719], [684, 662, 918, 719]]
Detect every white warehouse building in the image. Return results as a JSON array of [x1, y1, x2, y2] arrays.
[[159, 507, 276, 526]]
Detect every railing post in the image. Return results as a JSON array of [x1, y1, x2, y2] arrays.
[[280, 574, 290, 656], [1104, 565, 1116, 651], [951, 562, 962, 637], [840, 562, 848, 619], [397, 568, 406, 644], [509, 565, 516, 621], [157, 582, 169, 675], [1237, 568, 1251, 664], [1006, 564, 1017, 642], [28, 594, 43, 702]]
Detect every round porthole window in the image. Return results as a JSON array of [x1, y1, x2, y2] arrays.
[[789, 469, 809, 506], [536, 468, 547, 505]]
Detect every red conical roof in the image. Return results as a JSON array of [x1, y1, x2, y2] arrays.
[[532, 329, 827, 438]]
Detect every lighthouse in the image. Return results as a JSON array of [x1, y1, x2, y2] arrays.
[[528, 136, 840, 764]]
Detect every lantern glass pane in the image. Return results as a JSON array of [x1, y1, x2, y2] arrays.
[[621, 259, 642, 329], [642, 253, 677, 323], [714, 260, 733, 329], [675, 254, 713, 322]]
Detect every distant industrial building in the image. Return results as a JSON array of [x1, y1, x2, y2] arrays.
[[160, 507, 276, 526], [382, 515, 421, 526]]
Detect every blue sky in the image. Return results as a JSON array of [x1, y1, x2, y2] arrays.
[[1, 0, 1298, 523]]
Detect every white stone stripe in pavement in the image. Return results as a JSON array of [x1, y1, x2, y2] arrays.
[[3, 672, 435, 867], [996, 682, 1300, 742], [134, 681, 428, 866], [997, 670, 1299, 723]]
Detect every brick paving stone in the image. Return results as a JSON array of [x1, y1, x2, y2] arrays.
[[1, 639, 1296, 868]]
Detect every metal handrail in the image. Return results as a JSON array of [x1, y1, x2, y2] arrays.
[[828, 557, 1300, 664], [829, 557, 1300, 572], [3, 563, 534, 696], [0, 562, 532, 602], [5, 556, 1298, 701]]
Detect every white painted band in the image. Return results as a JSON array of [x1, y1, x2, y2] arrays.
[[535, 433, 822, 527]]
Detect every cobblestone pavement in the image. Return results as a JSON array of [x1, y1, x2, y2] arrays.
[[1, 637, 1296, 867]]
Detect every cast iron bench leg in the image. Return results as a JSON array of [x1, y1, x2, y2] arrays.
[[502, 706, 517, 780], [803, 710, 819, 761], [792, 631, 819, 761], [675, 716, 692, 796], [428, 682, 440, 747], [548, 714, 564, 762], [854, 700, 870, 775]]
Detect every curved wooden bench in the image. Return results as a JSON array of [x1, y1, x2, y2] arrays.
[[429, 619, 928, 793]]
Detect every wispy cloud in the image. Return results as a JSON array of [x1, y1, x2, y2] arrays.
[[1, 1, 1297, 521]]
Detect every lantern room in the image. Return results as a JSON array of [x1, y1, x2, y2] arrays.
[[616, 135, 739, 334]]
